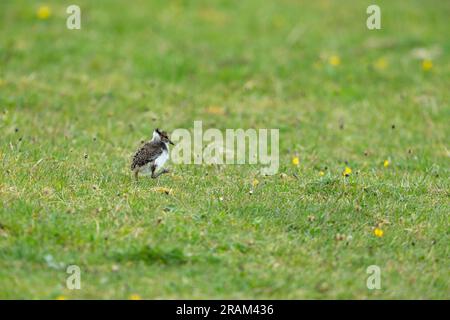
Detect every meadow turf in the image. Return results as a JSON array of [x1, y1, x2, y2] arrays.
[[0, 0, 449, 299]]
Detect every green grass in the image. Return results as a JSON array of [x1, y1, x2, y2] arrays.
[[0, 0, 449, 299]]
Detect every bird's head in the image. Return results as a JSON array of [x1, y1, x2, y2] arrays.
[[153, 128, 174, 145]]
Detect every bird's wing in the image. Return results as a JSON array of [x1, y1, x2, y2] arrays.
[[131, 142, 163, 170]]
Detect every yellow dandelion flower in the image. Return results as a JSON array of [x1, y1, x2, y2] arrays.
[[292, 156, 300, 166], [383, 160, 390, 168], [342, 167, 352, 177], [252, 178, 260, 187], [150, 187, 173, 195], [319, 171, 325, 176], [374, 58, 388, 70], [374, 228, 384, 237], [56, 295, 67, 300], [205, 105, 225, 115], [37, 5, 51, 20], [129, 294, 142, 300], [329, 55, 341, 67], [422, 60, 433, 71], [198, 8, 227, 26]]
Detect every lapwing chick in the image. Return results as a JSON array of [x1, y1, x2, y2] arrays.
[[131, 128, 174, 181]]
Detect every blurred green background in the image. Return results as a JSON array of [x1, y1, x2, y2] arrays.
[[0, 0, 448, 299]]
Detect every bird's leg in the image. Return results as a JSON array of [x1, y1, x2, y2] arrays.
[[151, 167, 169, 179], [133, 169, 139, 181], [151, 165, 158, 179]]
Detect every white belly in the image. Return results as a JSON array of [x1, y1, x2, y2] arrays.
[[155, 149, 169, 169]]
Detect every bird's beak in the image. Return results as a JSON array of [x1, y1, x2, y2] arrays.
[[169, 139, 174, 145]]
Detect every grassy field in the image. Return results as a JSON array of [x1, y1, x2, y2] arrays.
[[0, 0, 449, 299]]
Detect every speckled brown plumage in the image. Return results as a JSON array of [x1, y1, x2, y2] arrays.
[[130, 129, 174, 181], [131, 140, 166, 170]]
